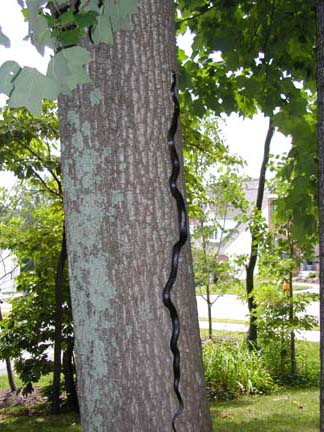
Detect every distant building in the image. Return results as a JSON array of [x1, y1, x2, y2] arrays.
[[190, 178, 275, 259], [0, 250, 19, 299], [190, 178, 319, 278]]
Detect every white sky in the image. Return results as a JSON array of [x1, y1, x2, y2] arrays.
[[0, 1, 291, 189]]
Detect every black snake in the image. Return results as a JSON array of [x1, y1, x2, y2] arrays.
[[163, 71, 188, 432]]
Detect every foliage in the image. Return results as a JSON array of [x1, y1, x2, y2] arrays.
[[0, 1, 139, 114], [177, 0, 318, 247], [202, 338, 274, 401], [0, 101, 61, 199], [192, 247, 240, 296], [182, 114, 245, 219], [0, 189, 72, 393], [254, 282, 318, 384]]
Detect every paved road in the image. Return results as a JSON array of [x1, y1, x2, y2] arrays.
[[197, 290, 320, 342], [197, 289, 319, 323]]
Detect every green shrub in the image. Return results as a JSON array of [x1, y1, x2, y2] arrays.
[[202, 338, 274, 400], [260, 338, 320, 386]]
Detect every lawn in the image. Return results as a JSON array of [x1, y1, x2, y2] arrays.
[[211, 388, 319, 432], [0, 387, 318, 432], [0, 407, 80, 432]]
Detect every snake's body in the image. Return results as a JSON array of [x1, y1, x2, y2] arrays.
[[163, 72, 188, 432]]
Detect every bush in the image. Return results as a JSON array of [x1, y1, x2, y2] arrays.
[[202, 338, 274, 400], [259, 338, 320, 387]]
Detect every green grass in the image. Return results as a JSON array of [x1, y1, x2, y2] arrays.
[[0, 407, 80, 432], [211, 387, 319, 431], [0, 374, 51, 391], [0, 388, 318, 432]]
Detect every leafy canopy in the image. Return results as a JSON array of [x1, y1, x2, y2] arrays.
[[176, 0, 318, 247]]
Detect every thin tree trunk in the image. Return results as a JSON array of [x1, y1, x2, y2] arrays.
[[288, 270, 296, 381], [0, 305, 16, 392], [316, 1, 324, 429], [52, 226, 67, 414], [58, 2, 212, 431], [206, 284, 213, 338], [202, 223, 213, 338], [246, 118, 274, 346], [63, 337, 79, 412]]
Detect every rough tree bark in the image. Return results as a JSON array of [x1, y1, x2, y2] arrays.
[[316, 1, 324, 430], [58, 2, 212, 431], [246, 118, 274, 346]]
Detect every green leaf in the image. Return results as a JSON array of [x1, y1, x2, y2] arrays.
[[26, 0, 46, 27], [8, 67, 59, 115], [0, 27, 10, 48], [74, 11, 98, 28], [0, 61, 21, 96], [30, 14, 55, 54], [92, 14, 113, 45], [47, 47, 91, 94], [59, 10, 76, 26], [80, 0, 101, 13], [104, 0, 138, 32], [56, 27, 83, 46]]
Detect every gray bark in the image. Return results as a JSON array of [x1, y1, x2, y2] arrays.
[[317, 1, 324, 430], [58, 1, 212, 431]]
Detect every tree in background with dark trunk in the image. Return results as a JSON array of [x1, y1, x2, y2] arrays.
[[245, 118, 274, 346]]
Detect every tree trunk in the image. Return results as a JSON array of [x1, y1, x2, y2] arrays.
[[316, 1, 324, 430], [58, 2, 212, 431], [245, 118, 274, 346], [288, 271, 296, 382], [52, 226, 67, 414], [206, 285, 213, 338], [0, 304, 16, 392], [63, 337, 79, 412]]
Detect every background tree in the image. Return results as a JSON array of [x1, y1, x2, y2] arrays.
[[316, 0, 324, 429], [191, 167, 247, 338], [0, 103, 77, 412], [0, 186, 77, 408], [177, 0, 317, 346]]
